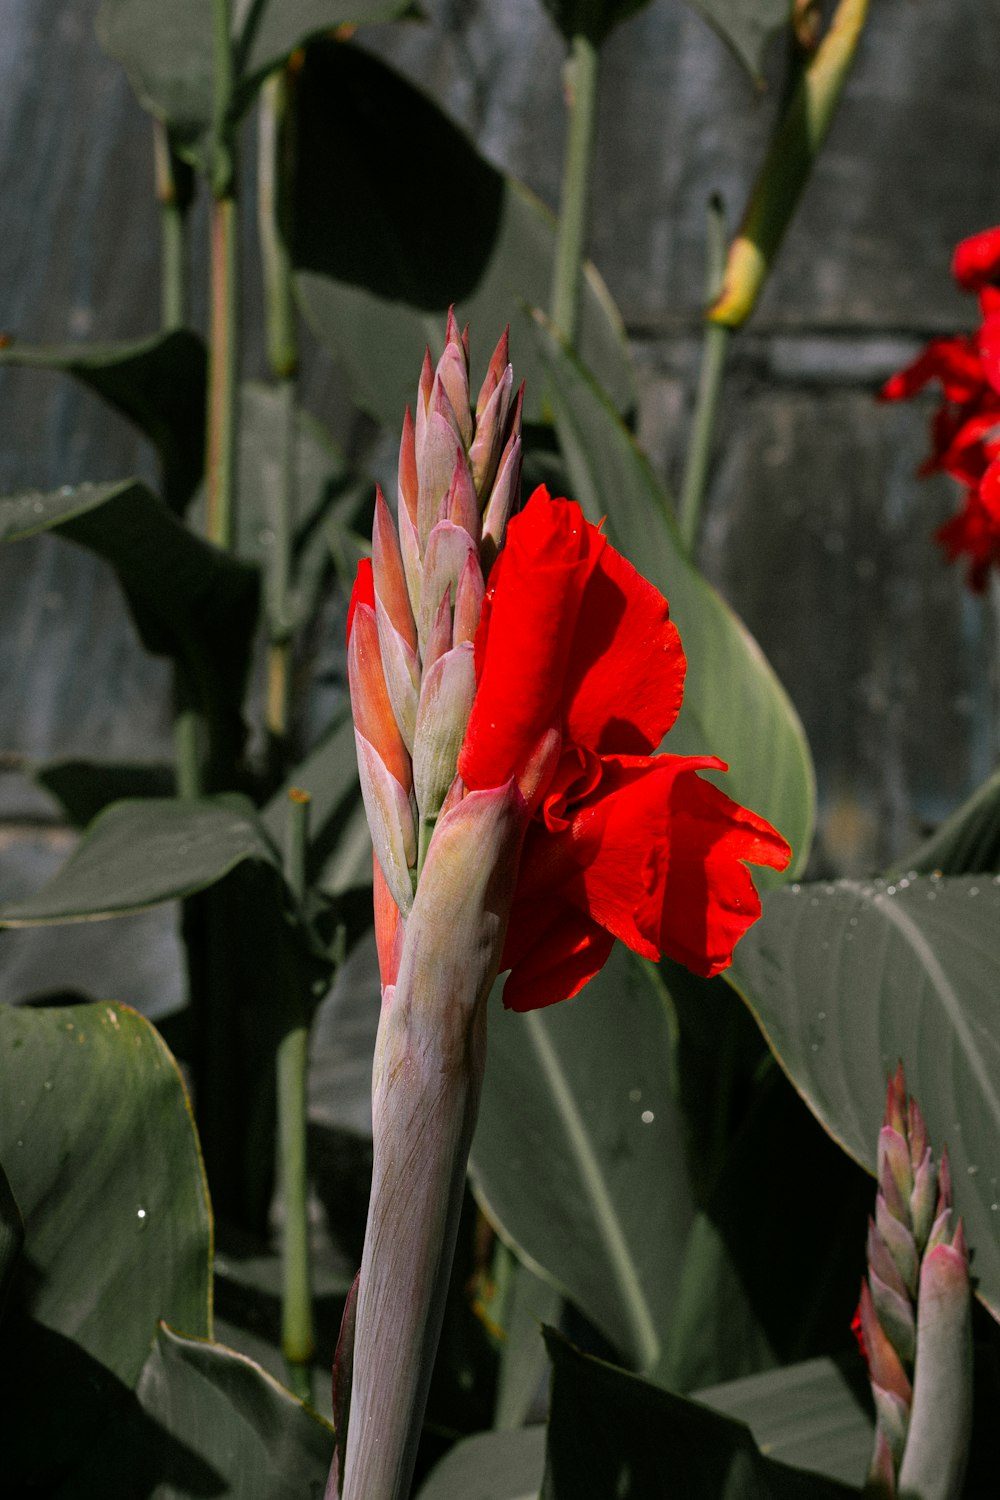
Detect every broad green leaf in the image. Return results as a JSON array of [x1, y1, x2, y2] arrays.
[[539, 0, 653, 45], [235, 382, 371, 633], [696, 1357, 872, 1489], [0, 1002, 211, 1490], [292, 42, 635, 428], [658, 967, 872, 1391], [0, 480, 259, 770], [0, 1159, 24, 1319], [494, 1258, 561, 1430], [686, 0, 792, 83], [61, 1323, 334, 1498], [893, 764, 1000, 877], [532, 315, 814, 879], [542, 1333, 860, 1499], [0, 1001, 211, 1373], [418, 1427, 546, 1500], [0, 330, 206, 512], [470, 946, 695, 1375], [0, 797, 278, 923], [37, 759, 175, 826], [97, 0, 414, 171], [730, 874, 1000, 1323]]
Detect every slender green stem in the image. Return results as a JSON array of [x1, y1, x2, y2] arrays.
[[679, 196, 731, 558], [259, 67, 300, 777], [258, 69, 299, 381], [549, 33, 599, 346], [205, 0, 238, 550], [153, 122, 192, 331], [206, 193, 239, 550], [279, 790, 314, 1400], [173, 696, 203, 799]]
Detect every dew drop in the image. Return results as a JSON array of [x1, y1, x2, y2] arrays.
[[43, 1080, 53, 1091], [967, 1164, 979, 1176], [640, 1110, 655, 1125], [137, 1207, 148, 1220], [817, 1011, 826, 1021], [628, 1088, 642, 1103]]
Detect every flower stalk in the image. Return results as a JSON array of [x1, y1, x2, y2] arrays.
[[855, 1065, 972, 1499]]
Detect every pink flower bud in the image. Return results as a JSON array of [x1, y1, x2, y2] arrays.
[[413, 642, 477, 830]]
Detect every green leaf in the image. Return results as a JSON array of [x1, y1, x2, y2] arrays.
[[658, 968, 872, 1390], [0, 1001, 212, 1490], [0, 330, 207, 512], [417, 1426, 546, 1500], [539, 0, 653, 46], [292, 42, 635, 428], [235, 382, 371, 633], [894, 764, 1000, 877], [0, 1159, 24, 1321], [685, 0, 793, 83], [531, 314, 814, 879], [61, 1324, 334, 1498], [0, 480, 259, 772], [542, 1333, 860, 1499], [0, 796, 279, 924], [37, 759, 176, 826], [97, 0, 414, 171], [470, 946, 695, 1375], [494, 1258, 561, 1430], [730, 874, 1000, 1323], [695, 1357, 873, 1489]]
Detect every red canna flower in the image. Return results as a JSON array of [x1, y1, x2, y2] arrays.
[[880, 224, 1000, 591], [458, 487, 791, 1011]]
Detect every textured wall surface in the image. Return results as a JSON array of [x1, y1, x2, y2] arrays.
[[1, 0, 998, 1039]]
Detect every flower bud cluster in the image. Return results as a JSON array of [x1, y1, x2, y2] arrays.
[[854, 1064, 971, 1498], [347, 312, 523, 933]]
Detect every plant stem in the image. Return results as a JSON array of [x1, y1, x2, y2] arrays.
[[206, 0, 238, 550], [259, 67, 300, 775], [549, 33, 599, 346], [278, 789, 314, 1401], [206, 193, 239, 550], [173, 698, 204, 799], [152, 121, 192, 331], [679, 196, 730, 558]]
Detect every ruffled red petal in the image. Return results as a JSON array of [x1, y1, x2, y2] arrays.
[[879, 337, 984, 405], [952, 225, 1000, 292], [563, 537, 686, 755], [500, 896, 615, 1012], [657, 766, 791, 977], [459, 487, 604, 791]]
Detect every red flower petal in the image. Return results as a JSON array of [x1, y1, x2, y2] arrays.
[[563, 537, 686, 755], [459, 487, 604, 792], [500, 897, 615, 1013], [879, 336, 984, 405], [952, 225, 1000, 292], [657, 765, 791, 977]]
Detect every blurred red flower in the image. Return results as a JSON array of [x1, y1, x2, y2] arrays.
[[880, 225, 1000, 590], [459, 487, 791, 1012]]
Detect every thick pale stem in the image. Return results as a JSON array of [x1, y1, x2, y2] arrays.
[[338, 997, 486, 1500], [550, 33, 599, 346], [335, 787, 524, 1500], [278, 790, 314, 1400]]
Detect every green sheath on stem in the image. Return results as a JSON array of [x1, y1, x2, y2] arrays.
[[708, 0, 870, 327]]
